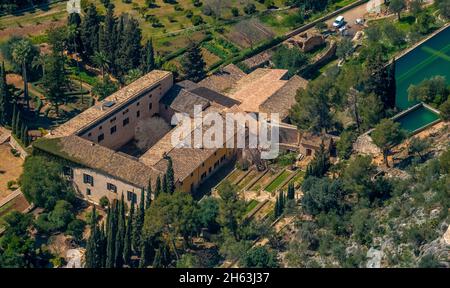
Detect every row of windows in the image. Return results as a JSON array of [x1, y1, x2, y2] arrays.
[[83, 173, 137, 202], [87, 100, 154, 141]]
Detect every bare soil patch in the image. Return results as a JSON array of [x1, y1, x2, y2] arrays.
[[0, 143, 24, 200]]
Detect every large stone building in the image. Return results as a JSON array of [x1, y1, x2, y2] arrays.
[[33, 66, 311, 206]]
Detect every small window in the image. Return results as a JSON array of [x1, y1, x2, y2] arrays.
[[98, 133, 104, 142], [122, 109, 129, 115], [165, 105, 168, 110], [127, 191, 137, 202], [208, 167, 212, 173], [110, 126, 117, 134], [201, 172, 206, 180], [137, 102, 140, 106], [136, 110, 140, 118], [149, 103, 153, 110], [202, 163, 205, 167], [88, 132, 92, 137], [149, 94, 152, 99], [110, 117, 116, 123], [63, 167, 73, 178], [83, 174, 94, 186], [99, 126, 103, 130], [86, 188, 91, 195], [191, 172, 194, 177], [107, 183, 117, 193], [123, 118, 130, 126]]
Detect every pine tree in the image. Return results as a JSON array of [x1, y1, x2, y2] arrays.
[[123, 198, 134, 266], [116, 16, 142, 79], [141, 39, 155, 73], [0, 62, 11, 125], [80, 4, 100, 59], [181, 41, 206, 82], [100, 4, 116, 74], [166, 157, 175, 194], [146, 178, 152, 209]]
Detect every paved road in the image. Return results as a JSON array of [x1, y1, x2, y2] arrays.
[[326, 0, 380, 28]]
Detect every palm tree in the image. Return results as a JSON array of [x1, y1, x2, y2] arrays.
[[125, 69, 143, 85], [91, 51, 109, 78], [32, 54, 48, 79], [67, 24, 85, 103], [11, 39, 34, 109]]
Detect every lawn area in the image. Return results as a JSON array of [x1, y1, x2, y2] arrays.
[[0, 144, 24, 200], [249, 169, 276, 192], [244, 199, 259, 215], [265, 169, 292, 192], [237, 169, 259, 191], [282, 170, 305, 189]]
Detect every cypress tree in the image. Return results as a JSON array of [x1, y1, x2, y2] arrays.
[[146, 178, 152, 209], [100, 222, 107, 267], [287, 183, 295, 200], [20, 122, 26, 142], [114, 194, 126, 267], [152, 248, 162, 268], [138, 241, 148, 268], [162, 174, 168, 194], [155, 176, 162, 198], [11, 105, 17, 133], [106, 200, 117, 268], [123, 198, 134, 266], [14, 111, 21, 137], [85, 207, 103, 268], [181, 41, 206, 82], [274, 196, 280, 218], [0, 62, 11, 125], [141, 39, 155, 73], [166, 157, 175, 194], [132, 188, 145, 254]]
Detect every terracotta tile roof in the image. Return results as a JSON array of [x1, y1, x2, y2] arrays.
[[34, 135, 163, 188], [48, 70, 172, 138], [198, 64, 247, 93], [228, 69, 289, 112], [259, 75, 308, 120]]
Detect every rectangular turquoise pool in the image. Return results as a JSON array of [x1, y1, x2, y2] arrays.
[[395, 26, 450, 110], [394, 105, 440, 133], [392, 26, 448, 132]]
